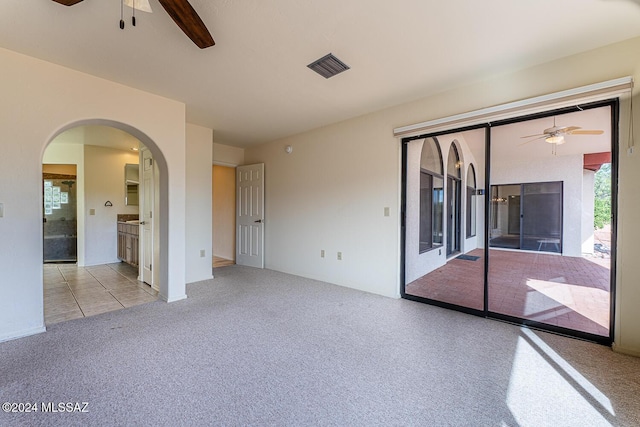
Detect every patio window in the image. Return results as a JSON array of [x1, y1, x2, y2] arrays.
[[419, 138, 444, 252], [466, 164, 476, 238], [489, 181, 563, 253]]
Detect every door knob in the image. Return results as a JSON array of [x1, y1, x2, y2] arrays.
[[254, 219, 263, 223], [139, 221, 146, 225]]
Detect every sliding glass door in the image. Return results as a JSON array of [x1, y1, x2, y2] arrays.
[[490, 182, 563, 253], [402, 100, 616, 344], [403, 128, 486, 313], [488, 105, 614, 339]]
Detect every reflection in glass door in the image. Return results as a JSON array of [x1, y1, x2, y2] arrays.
[[403, 129, 486, 312]]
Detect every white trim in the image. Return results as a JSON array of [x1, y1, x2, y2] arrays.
[[394, 77, 633, 138], [0, 326, 46, 343], [213, 160, 239, 167], [612, 343, 640, 358], [163, 294, 187, 303]]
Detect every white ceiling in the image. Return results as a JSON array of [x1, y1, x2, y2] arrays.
[[1, 0, 639, 148], [491, 107, 612, 159]]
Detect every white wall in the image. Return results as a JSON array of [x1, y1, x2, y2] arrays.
[[84, 145, 139, 266], [42, 143, 86, 266], [0, 46, 187, 342], [213, 142, 245, 166], [245, 36, 640, 356], [245, 118, 400, 298], [186, 123, 214, 283]]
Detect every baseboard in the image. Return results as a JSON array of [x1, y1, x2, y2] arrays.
[[612, 343, 640, 358], [0, 325, 46, 343], [163, 294, 187, 303], [187, 275, 214, 284]]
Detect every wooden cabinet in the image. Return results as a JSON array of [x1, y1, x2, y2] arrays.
[[117, 222, 139, 267]]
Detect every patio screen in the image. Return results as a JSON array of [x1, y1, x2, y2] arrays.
[[489, 181, 562, 253]]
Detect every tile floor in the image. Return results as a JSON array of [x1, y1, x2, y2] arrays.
[[405, 248, 611, 337], [44, 262, 158, 325]]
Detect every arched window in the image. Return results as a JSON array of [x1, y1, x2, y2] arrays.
[[466, 164, 477, 238], [447, 144, 461, 178], [419, 138, 444, 252]]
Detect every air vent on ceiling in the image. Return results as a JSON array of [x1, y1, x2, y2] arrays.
[[307, 53, 350, 79]]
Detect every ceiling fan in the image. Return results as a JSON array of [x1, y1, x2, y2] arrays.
[[520, 116, 604, 145], [51, 0, 215, 49]]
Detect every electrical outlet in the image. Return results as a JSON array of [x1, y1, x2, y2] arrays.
[[89, 209, 96, 215], [384, 207, 390, 217], [337, 252, 342, 260], [0, 203, 3, 218], [200, 249, 205, 258], [321, 250, 325, 258]]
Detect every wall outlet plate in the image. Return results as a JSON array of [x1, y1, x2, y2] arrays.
[[337, 252, 342, 260]]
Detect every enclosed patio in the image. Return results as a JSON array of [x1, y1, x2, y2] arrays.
[[405, 248, 610, 337]]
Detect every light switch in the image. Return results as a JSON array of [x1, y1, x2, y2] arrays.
[[0, 203, 3, 218], [384, 207, 390, 217]]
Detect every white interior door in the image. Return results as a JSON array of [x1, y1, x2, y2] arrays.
[[236, 163, 264, 268], [140, 149, 154, 286]]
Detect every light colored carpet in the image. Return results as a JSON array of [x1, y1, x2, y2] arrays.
[[1, 266, 639, 426]]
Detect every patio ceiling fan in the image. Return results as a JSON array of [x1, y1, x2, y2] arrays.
[[520, 116, 604, 146], [51, 0, 215, 49]]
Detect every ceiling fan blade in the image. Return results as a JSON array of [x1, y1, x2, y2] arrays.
[[519, 136, 547, 146], [559, 126, 581, 134], [520, 133, 547, 139], [568, 129, 604, 135], [51, 0, 84, 5], [157, 0, 215, 49]]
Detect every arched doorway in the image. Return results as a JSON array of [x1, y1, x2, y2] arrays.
[[41, 120, 170, 323], [446, 142, 462, 257]]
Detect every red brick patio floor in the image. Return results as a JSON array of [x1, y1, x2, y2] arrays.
[[405, 248, 610, 337]]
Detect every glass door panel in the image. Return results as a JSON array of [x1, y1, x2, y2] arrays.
[[404, 129, 486, 312], [43, 165, 78, 263], [488, 107, 612, 338]]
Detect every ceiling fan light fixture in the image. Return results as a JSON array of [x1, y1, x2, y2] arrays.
[[545, 135, 565, 144], [124, 0, 153, 13]]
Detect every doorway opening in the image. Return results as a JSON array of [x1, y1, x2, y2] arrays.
[[42, 122, 167, 325], [43, 164, 78, 263], [213, 164, 237, 269]]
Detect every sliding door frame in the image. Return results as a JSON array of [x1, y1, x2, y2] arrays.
[[400, 98, 619, 345], [400, 122, 488, 317]]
